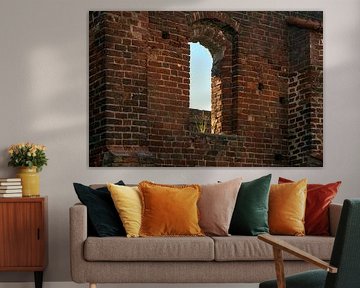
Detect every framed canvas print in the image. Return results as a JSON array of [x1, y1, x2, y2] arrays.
[[89, 11, 323, 167]]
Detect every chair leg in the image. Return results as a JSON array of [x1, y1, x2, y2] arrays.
[[89, 283, 97, 288], [273, 247, 286, 288]]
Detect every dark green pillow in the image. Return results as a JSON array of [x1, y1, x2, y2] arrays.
[[73, 181, 126, 237], [229, 174, 272, 236]]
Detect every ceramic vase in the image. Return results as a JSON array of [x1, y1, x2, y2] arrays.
[[16, 167, 40, 197]]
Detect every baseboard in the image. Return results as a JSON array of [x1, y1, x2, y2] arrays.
[[0, 282, 259, 288]]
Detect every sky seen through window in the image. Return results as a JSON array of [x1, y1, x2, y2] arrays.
[[189, 42, 212, 111]]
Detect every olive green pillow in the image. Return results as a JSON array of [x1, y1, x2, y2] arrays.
[[229, 174, 272, 236]]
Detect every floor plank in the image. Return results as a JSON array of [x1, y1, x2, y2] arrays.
[[0, 282, 259, 288]]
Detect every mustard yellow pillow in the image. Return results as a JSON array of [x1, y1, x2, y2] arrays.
[[138, 181, 204, 237], [269, 179, 307, 236], [107, 183, 142, 237]]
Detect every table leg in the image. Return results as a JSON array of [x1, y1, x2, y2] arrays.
[[34, 271, 43, 288]]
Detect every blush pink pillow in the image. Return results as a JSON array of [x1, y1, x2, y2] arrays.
[[198, 178, 242, 236]]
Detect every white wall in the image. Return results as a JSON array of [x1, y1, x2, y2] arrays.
[[0, 0, 359, 283]]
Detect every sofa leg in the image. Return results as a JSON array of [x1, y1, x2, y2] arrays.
[[89, 283, 97, 288]]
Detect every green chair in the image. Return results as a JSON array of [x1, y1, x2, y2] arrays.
[[258, 199, 360, 288]]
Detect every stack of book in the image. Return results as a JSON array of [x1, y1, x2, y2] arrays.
[[0, 178, 22, 197]]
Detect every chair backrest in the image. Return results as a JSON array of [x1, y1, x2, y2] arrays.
[[325, 199, 360, 288]]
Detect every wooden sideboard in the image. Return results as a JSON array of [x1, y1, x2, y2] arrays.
[[0, 197, 47, 288]]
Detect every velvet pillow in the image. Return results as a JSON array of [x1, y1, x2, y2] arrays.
[[139, 181, 203, 237], [107, 183, 142, 238], [229, 174, 272, 236], [269, 179, 307, 236], [198, 178, 242, 236], [73, 181, 126, 237], [278, 177, 341, 236]]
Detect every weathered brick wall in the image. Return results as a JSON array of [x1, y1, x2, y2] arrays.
[[309, 32, 323, 165], [89, 11, 323, 167], [146, 12, 189, 166], [232, 12, 290, 166], [288, 23, 323, 166], [89, 12, 107, 166], [288, 27, 311, 166], [90, 12, 151, 166]]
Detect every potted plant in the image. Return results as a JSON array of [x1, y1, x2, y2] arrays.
[[8, 142, 48, 197]]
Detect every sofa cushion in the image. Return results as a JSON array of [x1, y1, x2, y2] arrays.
[[139, 181, 203, 237], [198, 178, 242, 236], [73, 181, 126, 237], [84, 236, 214, 261], [212, 235, 334, 261], [108, 183, 142, 238], [269, 179, 307, 236], [229, 174, 271, 236], [279, 177, 341, 236]]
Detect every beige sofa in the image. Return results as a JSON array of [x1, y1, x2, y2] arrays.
[[70, 203, 342, 288]]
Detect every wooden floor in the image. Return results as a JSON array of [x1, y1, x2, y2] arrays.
[[84, 284, 259, 288], [0, 283, 259, 288]]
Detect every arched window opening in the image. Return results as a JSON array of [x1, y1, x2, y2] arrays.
[[189, 42, 212, 133]]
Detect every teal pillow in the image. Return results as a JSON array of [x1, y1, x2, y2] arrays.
[[229, 174, 272, 236]]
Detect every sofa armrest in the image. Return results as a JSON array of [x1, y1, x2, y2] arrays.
[[69, 203, 88, 283], [329, 203, 343, 237]]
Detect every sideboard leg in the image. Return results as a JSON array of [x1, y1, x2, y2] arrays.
[[89, 283, 97, 288], [34, 271, 43, 288]]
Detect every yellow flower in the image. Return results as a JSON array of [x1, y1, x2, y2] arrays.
[[36, 145, 46, 151], [8, 142, 48, 170]]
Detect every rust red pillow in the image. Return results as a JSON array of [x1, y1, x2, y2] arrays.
[[278, 177, 341, 236]]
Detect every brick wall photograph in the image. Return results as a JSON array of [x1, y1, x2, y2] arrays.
[[89, 11, 323, 167]]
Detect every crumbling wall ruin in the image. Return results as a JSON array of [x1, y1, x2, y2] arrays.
[[89, 11, 323, 167]]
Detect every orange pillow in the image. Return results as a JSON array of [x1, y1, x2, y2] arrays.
[[278, 177, 341, 236], [138, 181, 204, 237], [269, 179, 307, 236]]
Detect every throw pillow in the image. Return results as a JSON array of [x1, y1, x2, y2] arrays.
[[278, 177, 341, 236], [138, 181, 203, 237], [107, 183, 142, 238], [269, 179, 307, 236], [73, 181, 126, 237], [198, 178, 242, 236], [229, 174, 272, 236]]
